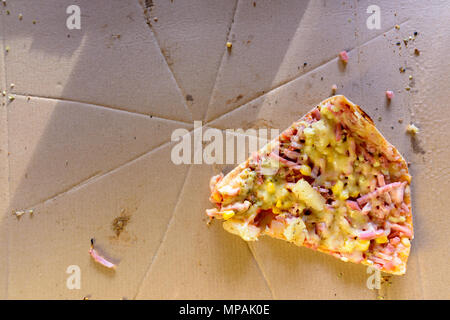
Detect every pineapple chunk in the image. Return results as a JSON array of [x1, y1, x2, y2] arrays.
[[292, 179, 325, 211], [283, 218, 306, 246]]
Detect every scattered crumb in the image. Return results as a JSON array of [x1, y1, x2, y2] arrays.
[[8, 95, 15, 101], [14, 210, 25, 217], [385, 90, 394, 100], [414, 48, 420, 55], [409, 75, 413, 80], [153, 17, 158, 22], [1, 90, 6, 96], [13, 209, 33, 218], [406, 124, 419, 135], [32, 20, 37, 24], [10, 83, 14, 89], [399, 67, 405, 73], [394, 24, 400, 30], [377, 295, 385, 300], [339, 50, 349, 63], [112, 213, 131, 237], [18, 13, 23, 20], [331, 84, 337, 94], [405, 87, 410, 91], [398, 119, 403, 123], [5, 46, 10, 53], [226, 41, 232, 49]]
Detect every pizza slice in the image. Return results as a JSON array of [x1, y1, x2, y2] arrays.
[[207, 95, 413, 275]]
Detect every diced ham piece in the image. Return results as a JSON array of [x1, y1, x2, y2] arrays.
[[206, 208, 221, 218], [218, 185, 240, 197], [222, 200, 251, 212], [349, 138, 356, 157], [269, 152, 302, 170], [315, 222, 327, 235], [390, 236, 401, 246], [311, 108, 321, 120], [339, 50, 349, 63], [386, 90, 395, 99], [283, 149, 302, 161], [268, 219, 285, 236], [357, 182, 404, 206], [209, 174, 223, 192], [361, 202, 372, 215], [390, 223, 413, 238], [358, 229, 384, 240], [400, 203, 409, 214], [281, 127, 296, 140], [335, 122, 342, 141], [377, 174, 386, 187], [361, 148, 374, 164], [311, 165, 320, 178], [346, 200, 361, 211], [390, 182, 406, 204]]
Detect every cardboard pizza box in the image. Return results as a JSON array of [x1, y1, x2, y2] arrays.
[[0, 0, 448, 299]]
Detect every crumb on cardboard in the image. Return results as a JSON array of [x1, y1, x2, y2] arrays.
[[331, 84, 338, 94], [339, 51, 348, 63], [406, 123, 419, 135], [385, 90, 394, 99], [112, 214, 131, 237]]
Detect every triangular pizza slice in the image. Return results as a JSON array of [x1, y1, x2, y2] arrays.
[[207, 95, 413, 275]]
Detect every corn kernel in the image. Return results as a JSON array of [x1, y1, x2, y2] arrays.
[[339, 189, 349, 200], [222, 210, 235, 220], [332, 180, 344, 195], [211, 192, 221, 203], [355, 239, 370, 251], [272, 207, 281, 214], [342, 240, 355, 252], [276, 199, 282, 208], [350, 189, 360, 198], [267, 182, 276, 194], [375, 235, 388, 244], [401, 237, 410, 247], [299, 164, 311, 176]]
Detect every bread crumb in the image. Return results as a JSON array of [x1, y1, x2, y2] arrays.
[[406, 124, 419, 135]]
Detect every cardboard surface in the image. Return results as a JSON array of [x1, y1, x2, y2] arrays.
[[0, 0, 449, 299]]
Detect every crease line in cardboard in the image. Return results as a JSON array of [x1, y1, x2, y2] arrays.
[[202, 0, 240, 122], [16, 138, 182, 212], [247, 242, 276, 299], [136, 0, 194, 120], [205, 18, 411, 129], [133, 164, 193, 299], [16, 170, 102, 212], [11, 93, 192, 127]]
